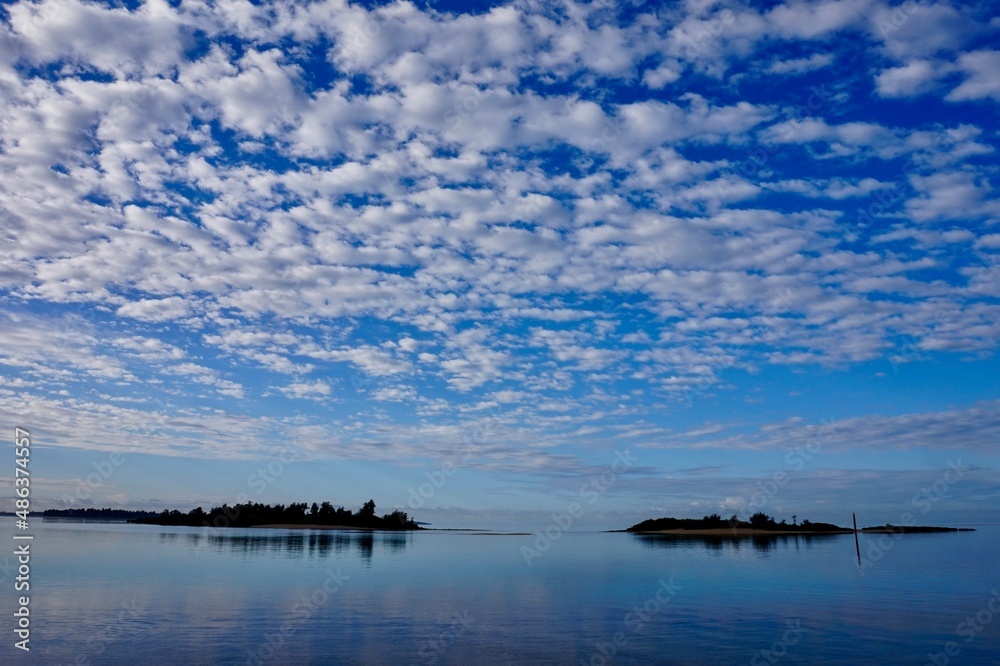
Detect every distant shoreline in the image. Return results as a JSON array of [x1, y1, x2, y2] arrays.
[[253, 524, 530, 535], [252, 523, 378, 531], [623, 512, 974, 535], [860, 526, 974, 533], [623, 526, 974, 536], [628, 527, 852, 536], [129, 499, 421, 530]]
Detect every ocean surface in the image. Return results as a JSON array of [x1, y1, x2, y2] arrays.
[[2, 520, 998, 665]]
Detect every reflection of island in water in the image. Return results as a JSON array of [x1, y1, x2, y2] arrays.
[[634, 531, 843, 555], [623, 512, 974, 543], [173, 528, 411, 560]]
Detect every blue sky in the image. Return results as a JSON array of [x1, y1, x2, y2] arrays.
[[1, 0, 998, 530]]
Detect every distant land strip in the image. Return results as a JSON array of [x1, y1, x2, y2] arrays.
[[129, 500, 421, 530], [620, 513, 974, 535], [42, 508, 159, 521]]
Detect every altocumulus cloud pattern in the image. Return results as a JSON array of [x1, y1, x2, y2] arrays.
[[0, 0, 998, 522]]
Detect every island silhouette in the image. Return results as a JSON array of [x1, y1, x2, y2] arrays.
[[129, 499, 421, 530], [38, 506, 972, 535], [43, 508, 160, 521], [623, 512, 973, 535]]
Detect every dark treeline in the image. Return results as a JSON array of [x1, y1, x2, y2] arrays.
[[860, 525, 974, 533], [626, 512, 848, 533], [43, 508, 160, 521], [131, 499, 420, 530]]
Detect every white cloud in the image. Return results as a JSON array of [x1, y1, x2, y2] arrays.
[[300, 344, 412, 377], [762, 118, 902, 158], [118, 297, 192, 322], [0, 0, 997, 514], [906, 171, 1000, 222], [279, 380, 331, 399], [766, 0, 872, 40], [765, 177, 892, 199], [113, 336, 186, 361], [869, 1, 984, 59], [974, 234, 1000, 250], [671, 400, 1000, 455], [371, 386, 417, 402], [948, 50, 1000, 102], [767, 52, 835, 74], [642, 61, 682, 88], [875, 60, 942, 97], [7, 0, 188, 76]]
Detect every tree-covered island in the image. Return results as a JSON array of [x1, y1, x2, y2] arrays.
[[624, 512, 973, 534], [130, 499, 421, 530], [625, 512, 849, 534], [43, 508, 160, 521]]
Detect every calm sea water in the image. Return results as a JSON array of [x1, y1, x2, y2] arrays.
[[2, 520, 998, 665]]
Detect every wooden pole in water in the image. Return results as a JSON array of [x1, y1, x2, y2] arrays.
[[853, 512, 861, 564]]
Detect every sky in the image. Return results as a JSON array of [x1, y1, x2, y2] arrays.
[[1, 0, 998, 530]]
